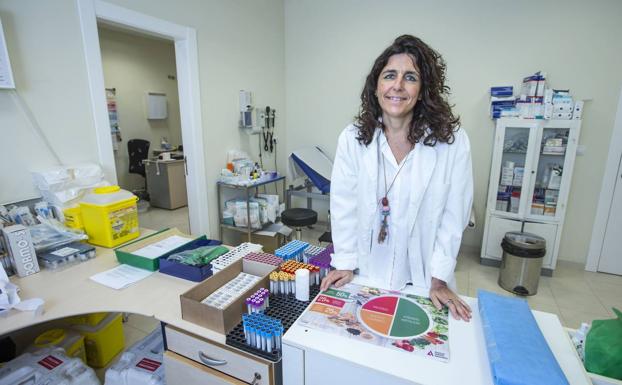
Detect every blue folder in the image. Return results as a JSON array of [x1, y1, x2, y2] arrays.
[[478, 290, 569, 385]]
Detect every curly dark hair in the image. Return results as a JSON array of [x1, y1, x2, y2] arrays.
[[355, 35, 460, 146]]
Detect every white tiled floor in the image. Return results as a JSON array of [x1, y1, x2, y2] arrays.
[[458, 252, 622, 329], [138, 205, 190, 234]]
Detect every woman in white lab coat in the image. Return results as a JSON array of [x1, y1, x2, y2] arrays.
[[320, 35, 473, 321]]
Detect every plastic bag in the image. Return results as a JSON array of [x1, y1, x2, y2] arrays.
[[31, 163, 109, 208], [234, 201, 261, 229], [167, 246, 229, 266], [584, 308, 622, 380], [29, 217, 88, 252], [257, 194, 279, 223]]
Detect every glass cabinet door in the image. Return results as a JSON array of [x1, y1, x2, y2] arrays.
[[528, 126, 570, 220], [494, 125, 532, 216]]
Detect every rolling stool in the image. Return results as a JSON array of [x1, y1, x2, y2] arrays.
[[281, 208, 318, 241]]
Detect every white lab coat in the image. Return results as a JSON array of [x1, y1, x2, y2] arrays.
[[330, 124, 473, 291]]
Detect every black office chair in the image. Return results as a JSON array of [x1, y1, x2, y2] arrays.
[[127, 139, 150, 200], [281, 208, 318, 241]]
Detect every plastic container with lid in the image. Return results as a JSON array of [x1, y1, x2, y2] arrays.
[[105, 328, 165, 385], [79, 186, 139, 247], [33, 329, 87, 363], [72, 312, 125, 368], [62, 206, 84, 230]]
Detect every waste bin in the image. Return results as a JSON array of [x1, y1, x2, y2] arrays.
[[498, 231, 546, 296]]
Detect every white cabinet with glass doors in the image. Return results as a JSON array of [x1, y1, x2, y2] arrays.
[[481, 118, 581, 273]]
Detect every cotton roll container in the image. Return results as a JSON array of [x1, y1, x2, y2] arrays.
[[295, 268, 310, 301]]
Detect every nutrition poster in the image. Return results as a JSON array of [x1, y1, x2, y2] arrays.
[[297, 283, 450, 362]]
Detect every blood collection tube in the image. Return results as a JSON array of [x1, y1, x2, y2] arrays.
[[245, 324, 252, 345], [279, 275, 285, 295], [261, 329, 267, 351], [255, 327, 262, 349], [266, 329, 273, 353]]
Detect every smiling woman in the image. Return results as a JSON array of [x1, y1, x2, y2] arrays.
[[321, 35, 473, 323], [375, 53, 422, 123], [357, 35, 460, 147]]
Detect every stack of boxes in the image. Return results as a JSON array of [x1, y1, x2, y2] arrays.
[[490, 86, 516, 119], [490, 71, 583, 121], [516, 72, 546, 119]]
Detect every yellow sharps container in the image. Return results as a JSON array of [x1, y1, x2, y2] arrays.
[[80, 186, 139, 247]]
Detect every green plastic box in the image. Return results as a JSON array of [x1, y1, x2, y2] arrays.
[[114, 228, 204, 271]]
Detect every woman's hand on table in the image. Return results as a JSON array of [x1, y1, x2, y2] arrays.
[[320, 270, 354, 291], [430, 277, 472, 322]]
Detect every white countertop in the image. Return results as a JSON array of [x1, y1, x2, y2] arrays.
[[0, 231, 226, 344], [283, 281, 591, 385]]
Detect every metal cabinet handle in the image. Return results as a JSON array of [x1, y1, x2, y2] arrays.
[[198, 351, 227, 366], [250, 372, 261, 385]]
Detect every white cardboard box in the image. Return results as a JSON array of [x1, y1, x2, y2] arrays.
[[1, 224, 39, 277]]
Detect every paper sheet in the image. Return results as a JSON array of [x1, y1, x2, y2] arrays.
[[298, 282, 450, 362], [90, 264, 154, 290], [130, 235, 191, 260]]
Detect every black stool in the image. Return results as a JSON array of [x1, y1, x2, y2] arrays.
[[281, 208, 318, 240]]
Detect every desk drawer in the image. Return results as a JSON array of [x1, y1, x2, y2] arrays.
[[164, 324, 270, 385], [164, 351, 248, 385]]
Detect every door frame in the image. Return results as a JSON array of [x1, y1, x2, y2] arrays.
[[586, 87, 622, 271], [76, 0, 210, 236]]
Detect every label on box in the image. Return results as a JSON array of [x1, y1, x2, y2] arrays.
[[38, 355, 63, 370], [51, 247, 79, 257]]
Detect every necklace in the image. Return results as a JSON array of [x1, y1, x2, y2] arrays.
[[378, 141, 413, 243]]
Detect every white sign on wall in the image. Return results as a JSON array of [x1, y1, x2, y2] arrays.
[[0, 18, 16, 89]]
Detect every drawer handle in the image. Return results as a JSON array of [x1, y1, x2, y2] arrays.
[[198, 351, 227, 366]]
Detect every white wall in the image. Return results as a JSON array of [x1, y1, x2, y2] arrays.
[[98, 26, 181, 192], [0, 1, 99, 204], [0, 0, 285, 239], [284, 0, 622, 264]]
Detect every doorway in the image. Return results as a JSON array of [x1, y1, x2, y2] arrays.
[[587, 87, 622, 275], [97, 24, 189, 233], [597, 154, 622, 275], [77, 0, 210, 236]]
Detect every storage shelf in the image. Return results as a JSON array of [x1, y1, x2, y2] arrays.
[[217, 176, 287, 242], [483, 118, 582, 274]]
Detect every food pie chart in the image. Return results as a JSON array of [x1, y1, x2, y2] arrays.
[[358, 295, 430, 338]]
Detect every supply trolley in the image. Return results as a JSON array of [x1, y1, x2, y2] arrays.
[[217, 176, 286, 242], [480, 118, 582, 275]]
